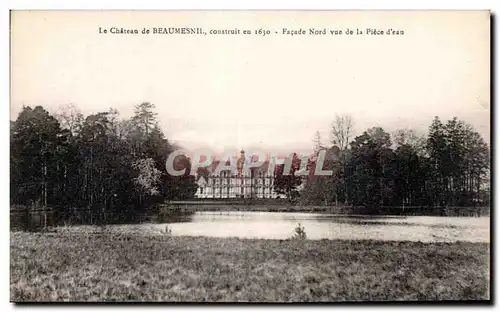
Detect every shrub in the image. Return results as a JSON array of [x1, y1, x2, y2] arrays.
[[163, 225, 172, 235], [292, 223, 307, 240]]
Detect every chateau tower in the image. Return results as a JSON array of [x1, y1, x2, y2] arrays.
[[236, 149, 245, 176]]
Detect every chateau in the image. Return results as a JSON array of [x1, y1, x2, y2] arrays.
[[194, 150, 286, 199]]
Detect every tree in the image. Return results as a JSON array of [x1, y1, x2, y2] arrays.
[[130, 102, 198, 200], [345, 127, 394, 210], [312, 130, 323, 153], [164, 154, 198, 200], [426, 116, 448, 207], [330, 114, 354, 151], [133, 157, 161, 200], [463, 126, 490, 205], [425, 116, 490, 207], [130, 102, 158, 137], [11, 106, 66, 207], [55, 103, 84, 136], [300, 147, 341, 205], [126, 103, 197, 200], [330, 114, 354, 205], [393, 128, 426, 155], [274, 153, 302, 202], [392, 143, 428, 207]]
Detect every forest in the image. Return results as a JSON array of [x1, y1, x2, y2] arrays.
[[10, 102, 197, 217], [10, 102, 490, 218], [292, 115, 490, 208]]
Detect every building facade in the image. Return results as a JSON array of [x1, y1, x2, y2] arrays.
[[194, 150, 286, 199]]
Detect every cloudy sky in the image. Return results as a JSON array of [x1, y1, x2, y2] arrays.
[[11, 11, 490, 154]]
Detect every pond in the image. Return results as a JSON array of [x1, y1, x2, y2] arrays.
[[80, 211, 490, 243]]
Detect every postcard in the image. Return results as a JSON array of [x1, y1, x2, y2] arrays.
[[10, 10, 490, 302]]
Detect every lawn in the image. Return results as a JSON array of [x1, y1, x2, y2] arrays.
[[10, 232, 490, 302]]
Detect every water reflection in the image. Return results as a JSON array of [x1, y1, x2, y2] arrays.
[[123, 211, 490, 243], [12, 210, 489, 243]]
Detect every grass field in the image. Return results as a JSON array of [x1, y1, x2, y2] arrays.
[[10, 232, 490, 302]]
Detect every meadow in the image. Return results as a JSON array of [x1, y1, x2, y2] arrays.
[[10, 231, 490, 302]]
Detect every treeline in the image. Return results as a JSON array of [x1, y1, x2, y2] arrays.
[[10, 102, 197, 217], [283, 115, 490, 209], [10, 103, 491, 215]]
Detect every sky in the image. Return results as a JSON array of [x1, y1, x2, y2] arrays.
[[10, 11, 490, 154]]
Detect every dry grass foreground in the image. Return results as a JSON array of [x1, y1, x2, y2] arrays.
[[10, 232, 490, 302]]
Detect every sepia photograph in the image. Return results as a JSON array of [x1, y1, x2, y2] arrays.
[[9, 10, 491, 302]]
